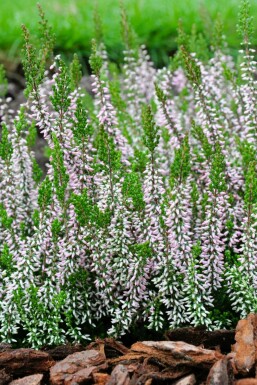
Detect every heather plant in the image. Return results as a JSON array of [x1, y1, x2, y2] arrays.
[[1, 1, 257, 347]]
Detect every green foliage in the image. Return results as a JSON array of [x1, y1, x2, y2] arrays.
[[191, 181, 199, 219], [180, 46, 201, 88], [142, 105, 159, 152], [89, 40, 103, 76], [211, 14, 225, 51], [122, 172, 145, 211], [225, 249, 238, 266], [238, 139, 256, 176], [26, 121, 37, 148], [38, 176, 52, 211], [109, 78, 133, 143], [192, 121, 213, 160], [188, 25, 210, 62], [51, 58, 71, 113], [0, 65, 8, 97], [32, 209, 40, 228], [37, 3, 55, 63], [51, 219, 62, 242], [161, 127, 170, 145], [174, 20, 210, 67], [0, 124, 13, 161], [209, 145, 227, 193], [237, 0, 253, 44], [21, 6, 54, 96], [67, 267, 88, 286], [72, 98, 92, 143], [2, 0, 257, 68], [52, 135, 69, 204], [176, 20, 189, 50], [192, 240, 201, 260], [0, 204, 13, 229], [14, 285, 67, 348], [244, 161, 257, 206], [21, 24, 43, 96], [0, 244, 13, 273], [130, 241, 153, 261], [155, 83, 166, 104], [170, 135, 191, 184], [93, 1, 104, 45], [32, 159, 43, 184], [95, 128, 121, 173], [132, 149, 148, 173], [72, 189, 110, 228], [70, 54, 82, 90], [120, 0, 138, 51], [14, 106, 28, 136]]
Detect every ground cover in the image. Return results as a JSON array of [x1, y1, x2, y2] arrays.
[[0, 0, 256, 66], [0, 0, 257, 353], [1, 315, 257, 384]]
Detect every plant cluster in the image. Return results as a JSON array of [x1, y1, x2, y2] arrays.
[[0, 1, 256, 347]]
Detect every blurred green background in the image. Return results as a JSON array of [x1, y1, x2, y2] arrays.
[[0, 0, 257, 68]]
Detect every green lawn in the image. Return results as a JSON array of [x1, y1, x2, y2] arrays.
[[0, 0, 256, 66]]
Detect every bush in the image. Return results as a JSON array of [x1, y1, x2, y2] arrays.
[[0, 1, 256, 347]]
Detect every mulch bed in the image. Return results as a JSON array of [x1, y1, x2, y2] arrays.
[[2, 314, 257, 385]]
